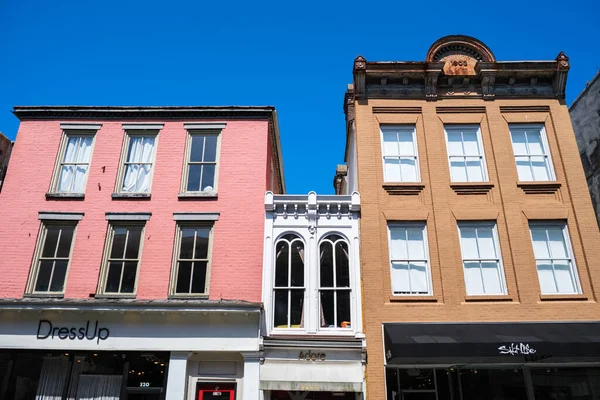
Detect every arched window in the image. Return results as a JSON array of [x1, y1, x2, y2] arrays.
[[319, 234, 351, 328], [273, 234, 305, 328]]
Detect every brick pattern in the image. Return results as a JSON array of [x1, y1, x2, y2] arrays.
[[0, 119, 273, 302], [354, 98, 600, 399]]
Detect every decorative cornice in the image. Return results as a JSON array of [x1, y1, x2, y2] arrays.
[[426, 35, 496, 62], [436, 106, 486, 114], [373, 106, 422, 114], [500, 105, 550, 113]]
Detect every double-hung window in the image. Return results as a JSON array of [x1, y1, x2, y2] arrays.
[[27, 222, 77, 294], [387, 223, 431, 295], [445, 125, 488, 182], [509, 124, 555, 181], [51, 131, 96, 194], [117, 131, 158, 194], [319, 235, 351, 328], [273, 234, 305, 329], [182, 128, 221, 194], [529, 222, 580, 294], [380, 125, 419, 182], [170, 224, 212, 296], [458, 222, 506, 295], [98, 223, 145, 295]]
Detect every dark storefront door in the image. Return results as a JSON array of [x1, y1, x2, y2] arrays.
[[197, 383, 236, 400], [270, 391, 356, 399]]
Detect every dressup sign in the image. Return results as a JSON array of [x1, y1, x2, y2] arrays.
[[36, 320, 110, 344]]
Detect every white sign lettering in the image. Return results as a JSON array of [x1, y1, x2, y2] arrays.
[[498, 343, 537, 355]]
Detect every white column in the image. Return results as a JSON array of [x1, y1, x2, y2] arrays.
[[165, 352, 189, 400], [241, 352, 261, 400]]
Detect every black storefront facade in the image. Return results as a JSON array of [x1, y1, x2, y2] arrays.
[[383, 322, 600, 400]]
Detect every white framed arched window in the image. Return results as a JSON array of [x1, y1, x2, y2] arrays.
[[319, 234, 351, 329], [273, 234, 305, 329]]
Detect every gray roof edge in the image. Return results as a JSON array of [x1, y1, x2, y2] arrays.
[[569, 71, 600, 111]]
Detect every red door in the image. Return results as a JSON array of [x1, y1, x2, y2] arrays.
[[197, 383, 236, 400]]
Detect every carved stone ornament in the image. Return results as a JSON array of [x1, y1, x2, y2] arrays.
[[555, 51, 570, 70], [425, 72, 440, 100], [308, 225, 316, 235], [354, 55, 367, 72]]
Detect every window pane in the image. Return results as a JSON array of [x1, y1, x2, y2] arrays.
[[526, 129, 544, 155], [554, 261, 577, 293], [320, 290, 334, 327], [398, 369, 436, 390], [320, 241, 334, 287], [409, 262, 428, 293], [398, 130, 415, 156], [460, 368, 527, 400], [122, 164, 138, 192], [105, 262, 123, 292], [290, 290, 304, 326], [72, 165, 88, 192], [127, 137, 144, 162], [386, 368, 399, 400], [464, 262, 484, 295], [446, 130, 464, 155], [275, 241, 289, 287], [57, 165, 75, 192], [530, 228, 550, 259], [190, 135, 205, 162], [530, 156, 550, 181], [389, 227, 408, 260], [140, 137, 155, 162], [450, 159, 467, 182], [121, 261, 137, 293], [49, 260, 68, 292], [179, 228, 196, 260], [462, 129, 480, 155], [63, 137, 79, 162], [191, 261, 208, 293], [77, 136, 94, 162], [203, 136, 218, 162], [382, 130, 399, 156], [57, 227, 75, 260], [459, 227, 479, 259], [42, 227, 60, 258], [290, 242, 304, 287], [407, 228, 425, 260], [481, 261, 503, 294], [337, 290, 351, 327], [476, 227, 496, 259], [384, 159, 401, 181], [511, 130, 528, 154], [200, 164, 215, 192], [515, 157, 533, 181], [536, 261, 557, 294], [194, 228, 210, 259], [335, 241, 350, 288], [110, 227, 127, 259], [35, 261, 53, 292], [176, 261, 192, 293], [400, 158, 417, 181], [135, 164, 152, 192], [186, 164, 201, 192], [124, 227, 142, 259], [391, 262, 410, 293], [465, 158, 484, 182], [547, 227, 568, 258], [273, 290, 288, 328]]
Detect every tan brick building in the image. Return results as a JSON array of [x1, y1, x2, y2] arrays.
[[337, 36, 600, 400]]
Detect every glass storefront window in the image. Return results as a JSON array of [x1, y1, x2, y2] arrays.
[[531, 368, 600, 400], [460, 368, 527, 400]]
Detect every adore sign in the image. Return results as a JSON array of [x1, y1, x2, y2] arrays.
[[37, 320, 110, 344]]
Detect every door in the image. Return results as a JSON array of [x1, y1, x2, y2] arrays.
[[197, 382, 236, 400]]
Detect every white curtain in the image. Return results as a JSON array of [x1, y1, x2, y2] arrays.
[[58, 136, 93, 193], [35, 356, 71, 400], [76, 375, 122, 400], [122, 136, 154, 192]]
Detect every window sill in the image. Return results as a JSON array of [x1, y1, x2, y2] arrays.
[[464, 294, 513, 302], [539, 293, 588, 301], [46, 192, 85, 200], [178, 192, 218, 199], [23, 292, 65, 299], [389, 295, 438, 302], [112, 192, 151, 199], [382, 183, 425, 195], [94, 294, 137, 299], [517, 181, 561, 194], [451, 182, 494, 195], [269, 330, 357, 337]]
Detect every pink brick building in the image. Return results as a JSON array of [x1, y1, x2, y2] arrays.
[[0, 106, 284, 400]]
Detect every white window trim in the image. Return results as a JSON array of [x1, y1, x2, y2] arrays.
[[97, 222, 146, 297], [49, 130, 98, 194], [457, 221, 508, 296], [528, 221, 581, 295], [380, 125, 421, 183], [443, 124, 489, 182], [26, 221, 78, 295], [115, 129, 160, 194], [509, 124, 556, 181], [387, 222, 433, 296], [180, 128, 222, 195], [169, 223, 214, 297]]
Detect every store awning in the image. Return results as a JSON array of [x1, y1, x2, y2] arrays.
[[259, 360, 363, 392], [384, 322, 600, 365]]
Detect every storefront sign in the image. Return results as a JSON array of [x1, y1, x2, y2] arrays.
[[498, 343, 536, 355], [298, 351, 326, 361], [36, 320, 110, 344]]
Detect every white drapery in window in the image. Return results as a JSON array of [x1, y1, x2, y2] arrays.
[[35, 356, 71, 400], [75, 375, 122, 400], [389, 225, 430, 295], [122, 136, 155, 193], [58, 136, 93, 193]]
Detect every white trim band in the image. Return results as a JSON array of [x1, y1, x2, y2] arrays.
[[60, 124, 102, 130], [122, 124, 164, 130], [105, 212, 152, 221], [38, 212, 85, 221], [173, 212, 220, 221], [184, 123, 227, 130]]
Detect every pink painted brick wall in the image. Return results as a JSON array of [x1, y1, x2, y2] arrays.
[[0, 119, 271, 302]]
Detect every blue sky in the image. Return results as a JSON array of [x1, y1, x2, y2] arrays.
[[1, 0, 599, 194]]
